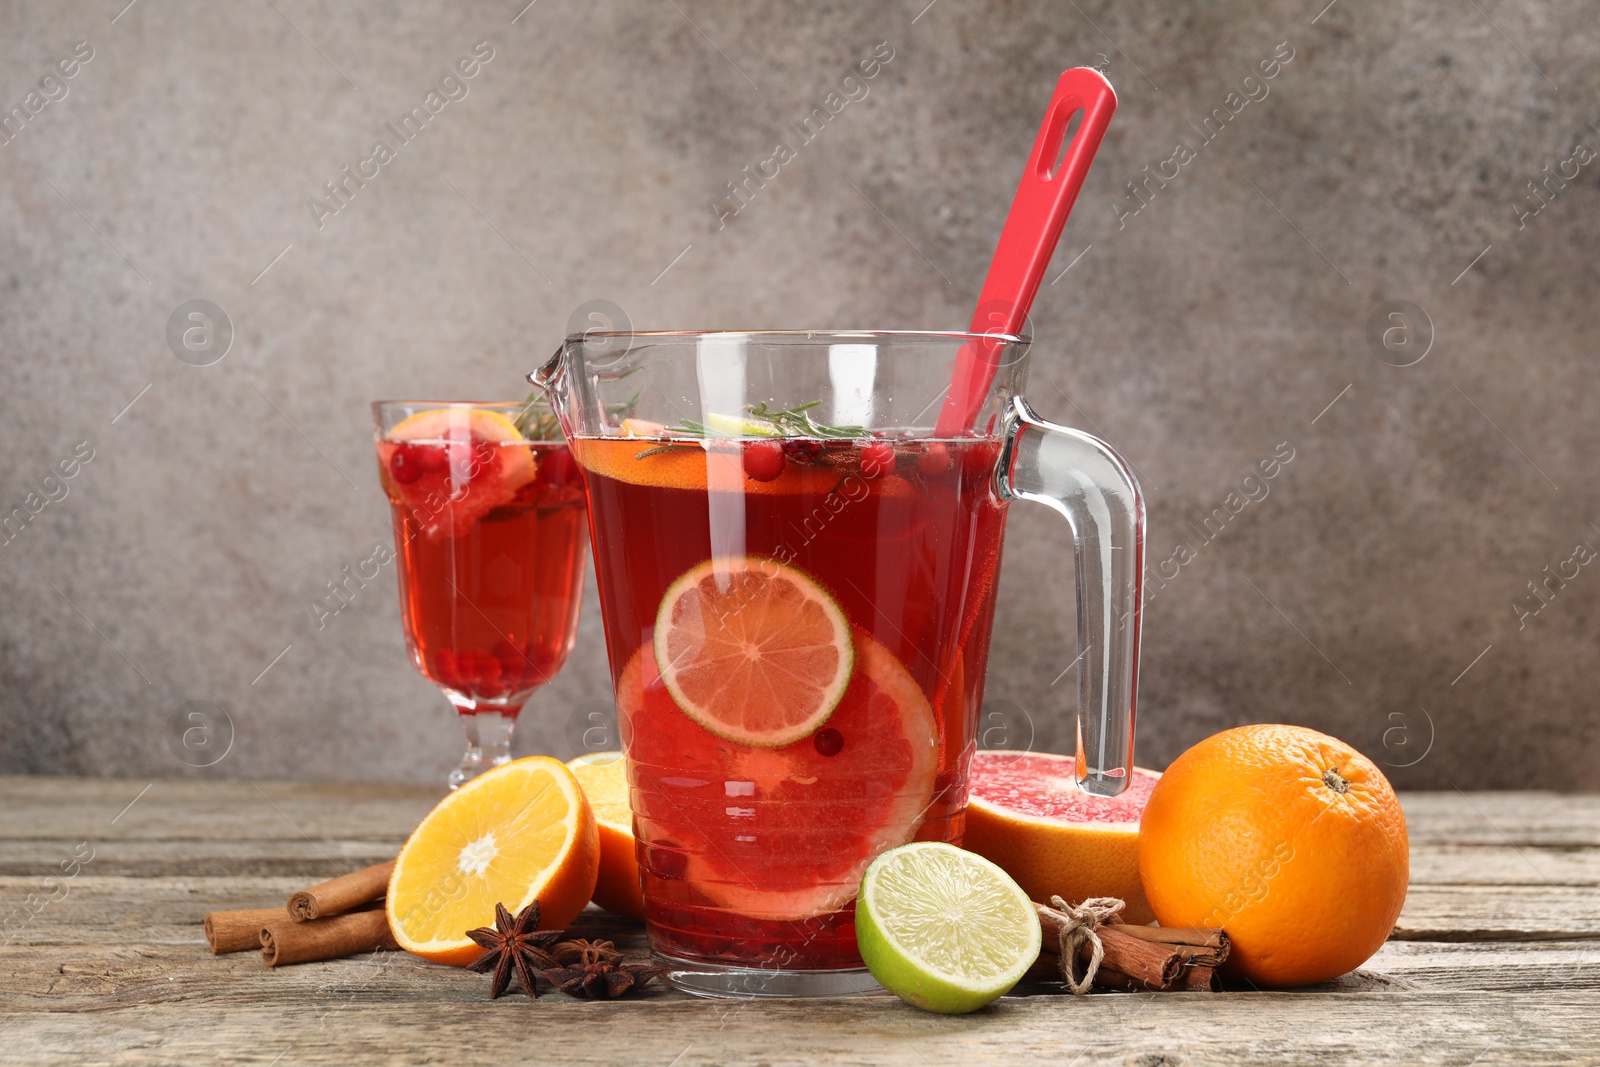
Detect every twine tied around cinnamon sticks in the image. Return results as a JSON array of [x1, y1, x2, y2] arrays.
[[1036, 896, 1231, 993], [1047, 895, 1125, 994]]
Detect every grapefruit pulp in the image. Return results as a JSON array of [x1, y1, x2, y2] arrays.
[[619, 627, 937, 922], [963, 751, 1159, 924], [379, 407, 536, 538]]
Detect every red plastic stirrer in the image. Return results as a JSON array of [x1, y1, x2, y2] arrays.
[[935, 68, 1117, 436]]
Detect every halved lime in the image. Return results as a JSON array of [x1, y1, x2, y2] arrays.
[[856, 842, 1041, 1014]]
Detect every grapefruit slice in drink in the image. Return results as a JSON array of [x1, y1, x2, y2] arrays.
[[653, 556, 855, 748], [378, 407, 537, 538], [620, 626, 937, 922], [962, 750, 1160, 924]]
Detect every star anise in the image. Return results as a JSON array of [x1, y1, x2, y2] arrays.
[[541, 939, 662, 999], [465, 901, 564, 1001], [551, 938, 624, 966]]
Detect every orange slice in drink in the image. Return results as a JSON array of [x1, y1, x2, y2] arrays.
[[621, 628, 937, 921], [379, 407, 537, 538], [653, 557, 855, 748], [386, 756, 599, 966], [566, 751, 645, 921]]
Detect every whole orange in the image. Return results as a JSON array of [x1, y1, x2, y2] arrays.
[[1137, 724, 1408, 987]]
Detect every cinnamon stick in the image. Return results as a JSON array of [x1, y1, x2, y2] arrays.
[[1035, 900, 1229, 992], [1092, 963, 1220, 992], [1176, 965, 1222, 991], [261, 908, 397, 967], [1086, 965, 1162, 992], [205, 908, 287, 954], [286, 860, 395, 921], [1104, 922, 1230, 964], [1037, 916, 1184, 988]]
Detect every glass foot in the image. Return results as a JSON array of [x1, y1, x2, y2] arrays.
[[655, 953, 884, 999], [449, 708, 517, 790]]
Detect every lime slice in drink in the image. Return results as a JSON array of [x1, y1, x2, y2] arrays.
[[702, 411, 783, 437], [653, 556, 854, 747], [856, 842, 1042, 1014]]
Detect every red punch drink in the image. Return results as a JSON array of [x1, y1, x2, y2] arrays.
[[536, 330, 1144, 999], [374, 402, 587, 788], [575, 432, 1006, 979]]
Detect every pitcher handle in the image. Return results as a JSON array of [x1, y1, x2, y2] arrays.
[[998, 396, 1144, 796]]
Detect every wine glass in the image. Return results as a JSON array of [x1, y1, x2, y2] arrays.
[[372, 399, 588, 788]]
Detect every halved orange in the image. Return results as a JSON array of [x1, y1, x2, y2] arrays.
[[653, 557, 854, 747], [565, 752, 644, 921], [386, 756, 599, 966]]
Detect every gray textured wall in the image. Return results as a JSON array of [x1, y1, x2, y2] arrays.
[[2, 0, 1596, 789]]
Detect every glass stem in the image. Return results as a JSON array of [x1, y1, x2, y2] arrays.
[[450, 707, 519, 790]]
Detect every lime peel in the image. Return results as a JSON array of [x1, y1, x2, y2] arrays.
[[703, 412, 784, 437], [856, 841, 1041, 1014]]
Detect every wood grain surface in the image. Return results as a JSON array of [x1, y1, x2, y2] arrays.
[[2, 777, 1596, 1065]]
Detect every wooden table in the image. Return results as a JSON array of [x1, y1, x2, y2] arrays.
[[3, 777, 1596, 1065]]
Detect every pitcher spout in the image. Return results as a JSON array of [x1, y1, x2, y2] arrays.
[[529, 342, 566, 394], [529, 341, 574, 436]]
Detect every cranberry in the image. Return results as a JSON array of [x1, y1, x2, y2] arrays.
[[388, 444, 424, 484], [962, 438, 1000, 483], [538, 446, 573, 488], [648, 844, 688, 879], [414, 443, 449, 473], [917, 443, 952, 476], [471, 651, 505, 696], [430, 650, 463, 690], [742, 440, 785, 482], [813, 728, 844, 757], [782, 439, 823, 464], [860, 440, 896, 478]]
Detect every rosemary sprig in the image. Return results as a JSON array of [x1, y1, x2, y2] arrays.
[[663, 401, 865, 440], [663, 419, 714, 437], [634, 444, 697, 459], [749, 400, 865, 438], [604, 394, 641, 418], [513, 393, 563, 441], [515, 392, 639, 440]]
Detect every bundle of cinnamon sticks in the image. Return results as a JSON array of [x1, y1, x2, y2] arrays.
[[204, 860, 397, 967], [1035, 899, 1230, 992]]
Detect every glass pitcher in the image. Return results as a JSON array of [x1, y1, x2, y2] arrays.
[[532, 329, 1142, 997]]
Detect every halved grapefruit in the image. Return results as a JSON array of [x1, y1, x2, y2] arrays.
[[378, 407, 537, 538], [653, 557, 854, 748], [619, 627, 936, 921], [963, 751, 1159, 925]]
